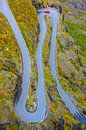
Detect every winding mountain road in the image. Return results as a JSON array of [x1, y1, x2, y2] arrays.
[[0, 0, 86, 126]]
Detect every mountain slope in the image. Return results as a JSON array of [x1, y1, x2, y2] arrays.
[[0, 0, 86, 130]]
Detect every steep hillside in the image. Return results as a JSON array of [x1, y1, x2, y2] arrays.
[[0, 0, 38, 129], [0, 0, 86, 130], [31, 0, 86, 129]]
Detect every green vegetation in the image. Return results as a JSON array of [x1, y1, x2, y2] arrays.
[[66, 21, 86, 62], [0, 0, 86, 129], [59, 0, 67, 3], [0, 0, 38, 129], [75, 11, 86, 20]]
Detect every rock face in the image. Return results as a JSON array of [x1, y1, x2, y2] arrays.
[[72, 123, 82, 130], [0, 125, 6, 130], [58, 117, 64, 130], [67, 0, 86, 10]]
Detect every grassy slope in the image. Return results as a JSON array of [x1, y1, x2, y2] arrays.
[[0, 0, 38, 129], [32, 0, 86, 129], [66, 21, 86, 62], [0, 0, 86, 130]]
